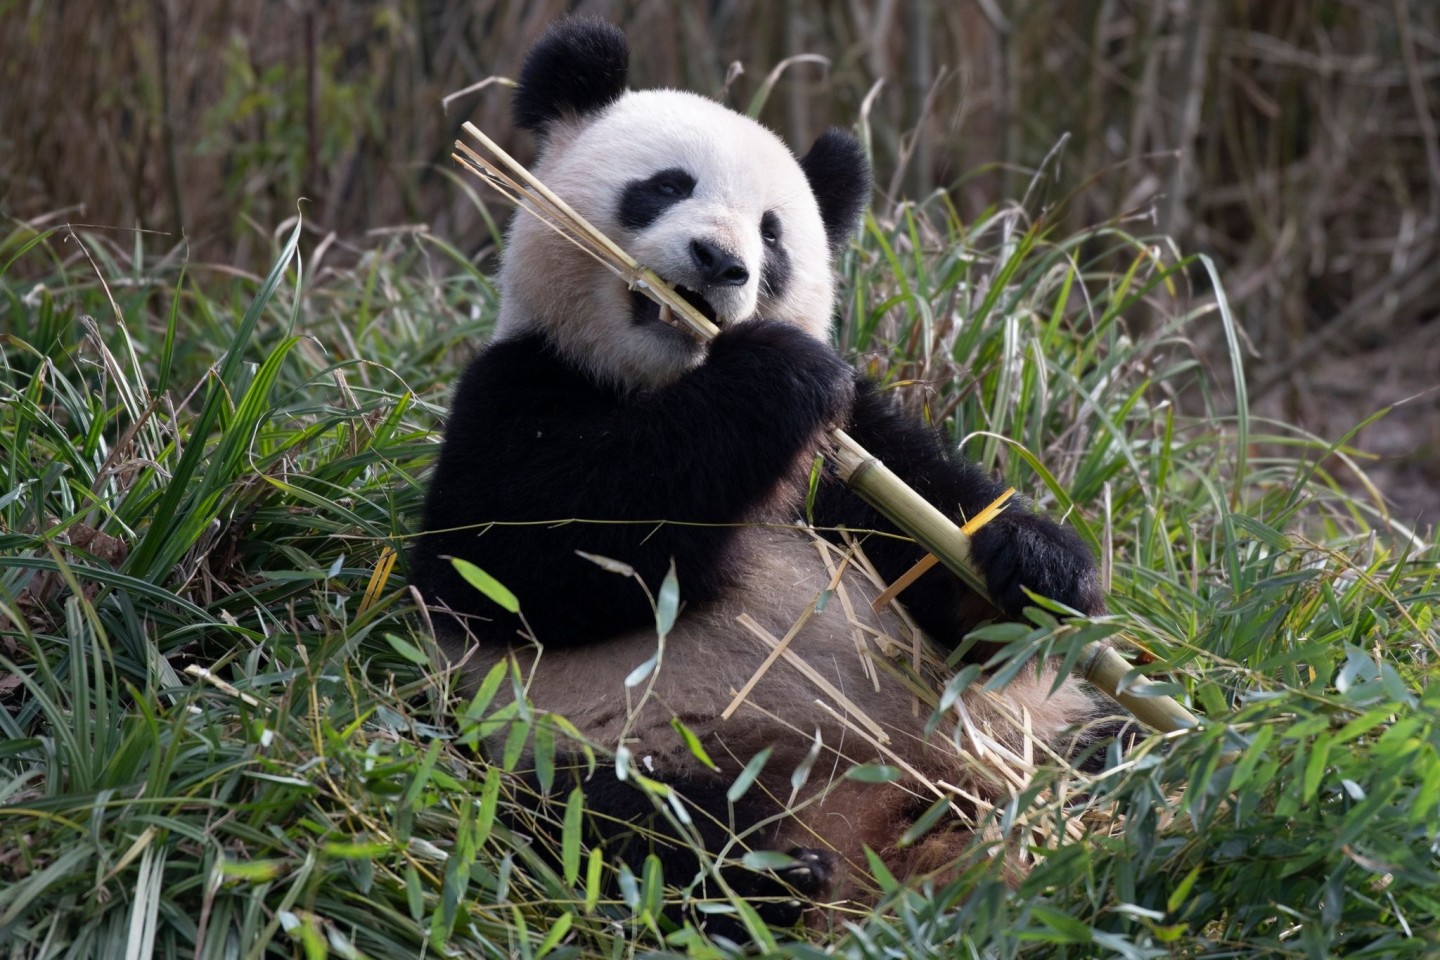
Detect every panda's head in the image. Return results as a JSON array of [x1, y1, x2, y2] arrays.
[[494, 19, 872, 391]]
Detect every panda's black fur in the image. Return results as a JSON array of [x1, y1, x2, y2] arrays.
[[412, 18, 1107, 939]]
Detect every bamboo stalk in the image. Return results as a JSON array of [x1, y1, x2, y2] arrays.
[[829, 434, 1200, 733], [456, 123, 718, 341], [452, 124, 1202, 737]]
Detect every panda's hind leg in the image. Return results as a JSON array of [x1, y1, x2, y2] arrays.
[[513, 758, 836, 940]]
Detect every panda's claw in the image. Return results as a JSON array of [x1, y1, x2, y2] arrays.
[[774, 847, 836, 899]]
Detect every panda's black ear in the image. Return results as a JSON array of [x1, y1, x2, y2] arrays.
[[799, 128, 872, 253], [514, 18, 629, 137]]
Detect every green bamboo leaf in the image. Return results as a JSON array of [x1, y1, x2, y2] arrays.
[[740, 850, 796, 871], [1029, 905, 1093, 942], [844, 763, 902, 783], [669, 717, 718, 771], [1302, 733, 1332, 803], [404, 865, 424, 922], [533, 716, 556, 794], [450, 557, 520, 613], [897, 795, 950, 845], [584, 845, 604, 912], [727, 748, 771, 803], [655, 560, 680, 638], [475, 766, 501, 848], [385, 633, 429, 665], [1167, 864, 1201, 915], [501, 717, 530, 771], [561, 786, 584, 886], [534, 911, 572, 959], [463, 659, 511, 723], [402, 738, 442, 808], [862, 846, 899, 894], [639, 853, 664, 922]]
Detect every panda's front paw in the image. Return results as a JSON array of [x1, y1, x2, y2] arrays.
[[969, 511, 1106, 619], [727, 846, 837, 929], [708, 319, 855, 428], [772, 846, 836, 900]]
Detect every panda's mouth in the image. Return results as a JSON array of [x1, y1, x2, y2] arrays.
[[630, 285, 721, 331]]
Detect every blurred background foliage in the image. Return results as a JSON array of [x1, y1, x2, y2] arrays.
[[2, 0, 1437, 526]]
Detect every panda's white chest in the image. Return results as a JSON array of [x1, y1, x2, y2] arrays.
[[506, 527, 934, 774]]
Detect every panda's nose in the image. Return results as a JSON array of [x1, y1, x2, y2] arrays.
[[690, 239, 749, 287]]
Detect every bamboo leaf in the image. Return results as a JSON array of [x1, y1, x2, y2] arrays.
[[533, 716, 556, 794], [844, 763, 902, 783], [655, 560, 680, 638], [1167, 864, 1202, 916], [740, 850, 797, 871], [670, 717, 718, 771], [385, 633, 429, 665], [624, 652, 658, 688], [583, 846, 604, 913], [727, 748, 771, 803], [897, 796, 950, 846], [561, 787, 584, 886], [534, 911, 572, 959], [450, 557, 520, 613]]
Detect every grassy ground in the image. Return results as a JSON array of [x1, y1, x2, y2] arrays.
[[2, 191, 1438, 958]]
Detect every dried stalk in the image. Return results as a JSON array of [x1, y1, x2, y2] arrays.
[[453, 123, 1202, 736]]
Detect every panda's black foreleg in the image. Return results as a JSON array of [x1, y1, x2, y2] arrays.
[[415, 321, 856, 648], [811, 377, 1105, 660], [513, 760, 834, 939]]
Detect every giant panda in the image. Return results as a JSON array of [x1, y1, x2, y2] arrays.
[[412, 17, 1108, 939]]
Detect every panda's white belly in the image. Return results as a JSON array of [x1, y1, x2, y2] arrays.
[[475, 526, 1096, 888], [493, 528, 1086, 782], [536, 529, 922, 772]]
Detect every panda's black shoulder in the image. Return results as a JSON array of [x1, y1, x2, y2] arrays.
[[447, 331, 615, 426]]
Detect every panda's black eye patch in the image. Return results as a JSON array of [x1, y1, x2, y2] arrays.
[[618, 168, 696, 230], [760, 211, 782, 246], [760, 211, 791, 302]]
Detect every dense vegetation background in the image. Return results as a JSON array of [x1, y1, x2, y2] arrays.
[[4, 0, 1438, 523], [2, 1, 1439, 957]]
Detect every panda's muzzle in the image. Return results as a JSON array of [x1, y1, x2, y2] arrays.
[[689, 239, 749, 288], [630, 284, 721, 329]]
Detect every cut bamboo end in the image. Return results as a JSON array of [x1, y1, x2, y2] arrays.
[[1079, 643, 1202, 731]]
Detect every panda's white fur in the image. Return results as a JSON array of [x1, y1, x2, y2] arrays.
[[474, 531, 1097, 897], [413, 18, 1110, 937], [497, 90, 836, 391]]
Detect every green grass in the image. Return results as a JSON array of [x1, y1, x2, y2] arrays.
[[1, 195, 1437, 958]]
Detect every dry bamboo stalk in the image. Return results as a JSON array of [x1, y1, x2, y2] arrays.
[[720, 601, 822, 723], [872, 487, 1015, 613], [732, 613, 893, 744], [456, 123, 718, 341], [452, 124, 1203, 737]]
